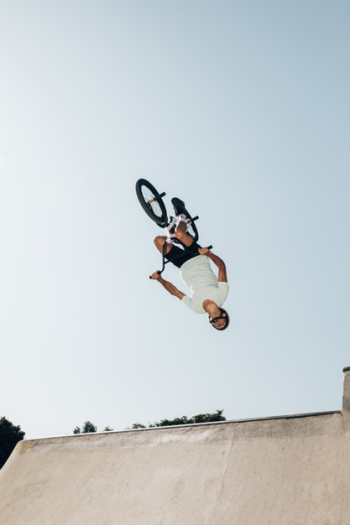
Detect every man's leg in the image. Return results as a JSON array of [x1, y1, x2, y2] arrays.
[[154, 236, 173, 255], [155, 227, 201, 269], [154, 220, 189, 252], [174, 228, 195, 248]]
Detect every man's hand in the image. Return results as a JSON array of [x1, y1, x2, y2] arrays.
[[199, 248, 228, 283], [151, 273, 185, 299], [198, 247, 212, 256]]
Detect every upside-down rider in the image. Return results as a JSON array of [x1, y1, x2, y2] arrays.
[[151, 198, 230, 331]]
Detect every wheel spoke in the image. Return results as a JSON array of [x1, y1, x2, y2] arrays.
[[141, 186, 163, 218]]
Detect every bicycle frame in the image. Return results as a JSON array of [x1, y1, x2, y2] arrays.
[[136, 179, 212, 278]]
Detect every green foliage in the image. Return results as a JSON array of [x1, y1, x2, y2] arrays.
[[0, 417, 25, 469], [190, 410, 226, 424], [74, 411, 226, 436], [133, 410, 226, 429], [132, 423, 146, 429], [151, 416, 189, 427], [73, 421, 97, 434], [82, 421, 97, 433]]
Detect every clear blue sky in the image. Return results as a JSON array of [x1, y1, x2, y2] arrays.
[[1, 1, 349, 439]]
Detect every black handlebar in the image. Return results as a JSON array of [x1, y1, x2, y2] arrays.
[[149, 245, 213, 279]]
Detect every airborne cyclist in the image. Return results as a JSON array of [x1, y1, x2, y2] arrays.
[[151, 198, 230, 331]]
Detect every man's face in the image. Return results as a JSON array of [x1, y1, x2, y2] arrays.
[[202, 300, 229, 330], [210, 312, 227, 330]]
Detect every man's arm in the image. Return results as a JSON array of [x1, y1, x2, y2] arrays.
[[198, 248, 228, 283], [150, 272, 186, 300]]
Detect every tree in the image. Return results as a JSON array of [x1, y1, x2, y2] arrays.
[[73, 421, 97, 434], [0, 417, 25, 469], [189, 410, 226, 424], [133, 410, 226, 429], [132, 423, 146, 429], [151, 416, 189, 427]]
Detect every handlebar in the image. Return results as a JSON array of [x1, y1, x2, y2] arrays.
[[149, 245, 213, 279]]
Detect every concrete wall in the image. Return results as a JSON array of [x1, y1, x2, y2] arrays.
[[1, 368, 349, 525]]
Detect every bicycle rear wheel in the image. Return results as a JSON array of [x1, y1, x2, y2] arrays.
[[136, 179, 168, 226]]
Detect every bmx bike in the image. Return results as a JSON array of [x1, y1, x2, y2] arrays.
[[135, 178, 212, 277]]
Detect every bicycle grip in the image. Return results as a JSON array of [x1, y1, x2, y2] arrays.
[[149, 270, 162, 280]]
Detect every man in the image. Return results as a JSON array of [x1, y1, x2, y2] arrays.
[[151, 206, 229, 330]]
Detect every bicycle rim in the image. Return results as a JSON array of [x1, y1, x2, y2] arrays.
[[136, 179, 168, 225]]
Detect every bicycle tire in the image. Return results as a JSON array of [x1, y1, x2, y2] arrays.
[[136, 179, 168, 226]]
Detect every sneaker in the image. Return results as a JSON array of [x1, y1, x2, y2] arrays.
[[171, 197, 186, 216]]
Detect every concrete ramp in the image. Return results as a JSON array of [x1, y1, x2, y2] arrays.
[[1, 368, 350, 525]]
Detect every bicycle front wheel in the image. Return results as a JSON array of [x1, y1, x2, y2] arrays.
[[136, 179, 168, 226]]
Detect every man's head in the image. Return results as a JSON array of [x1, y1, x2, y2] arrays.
[[209, 308, 230, 330], [203, 300, 230, 331]]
